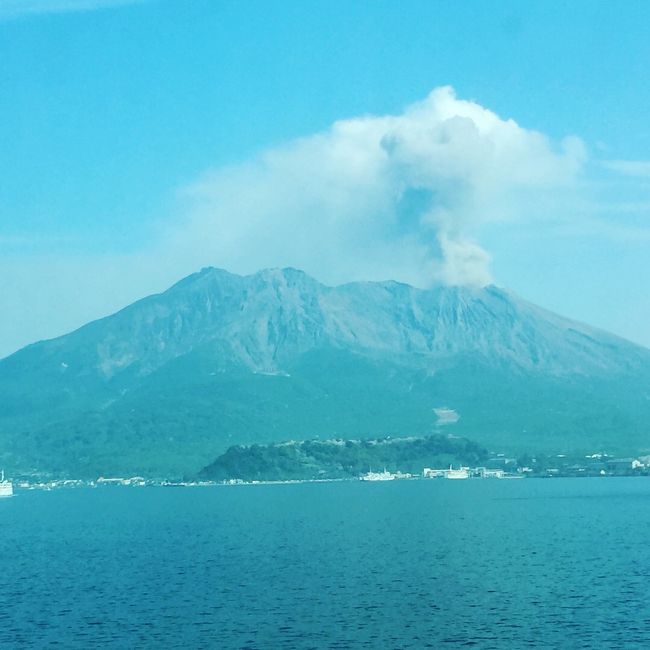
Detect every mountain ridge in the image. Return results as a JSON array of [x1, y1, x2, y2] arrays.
[[7, 266, 644, 374]]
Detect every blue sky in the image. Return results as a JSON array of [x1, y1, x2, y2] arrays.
[[2, 0, 650, 356]]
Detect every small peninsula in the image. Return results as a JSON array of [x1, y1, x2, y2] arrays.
[[198, 434, 488, 482]]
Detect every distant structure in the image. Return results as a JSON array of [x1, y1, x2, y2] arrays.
[[360, 469, 395, 481], [0, 470, 13, 498], [423, 466, 510, 480], [423, 466, 469, 480]]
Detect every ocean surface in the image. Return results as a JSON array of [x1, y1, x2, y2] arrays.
[[2, 478, 650, 649]]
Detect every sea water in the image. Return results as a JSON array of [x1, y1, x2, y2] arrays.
[[1, 478, 650, 649]]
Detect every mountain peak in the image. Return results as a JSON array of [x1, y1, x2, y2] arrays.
[[252, 266, 319, 287], [8, 267, 646, 377]]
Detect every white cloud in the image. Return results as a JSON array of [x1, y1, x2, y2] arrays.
[[0, 0, 146, 19], [602, 159, 650, 178], [169, 86, 585, 288], [0, 87, 592, 358]]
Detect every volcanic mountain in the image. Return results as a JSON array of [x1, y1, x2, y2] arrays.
[[1, 267, 649, 477]]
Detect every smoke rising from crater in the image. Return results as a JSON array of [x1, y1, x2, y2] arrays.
[[173, 86, 585, 287]]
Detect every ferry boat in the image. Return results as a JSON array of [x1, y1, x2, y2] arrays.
[[0, 470, 13, 498], [360, 468, 395, 481]]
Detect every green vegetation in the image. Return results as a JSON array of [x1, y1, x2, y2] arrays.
[[2, 348, 650, 478], [198, 434, 489, 481]]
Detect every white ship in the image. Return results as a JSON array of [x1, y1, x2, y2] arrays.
[[0, 470, 13, 498], [360, 468, 395, 481]]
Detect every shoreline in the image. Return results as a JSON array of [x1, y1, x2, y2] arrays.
[[8, 472, 650, 492]]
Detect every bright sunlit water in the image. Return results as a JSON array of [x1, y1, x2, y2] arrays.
[[2, 478, 650, 649]]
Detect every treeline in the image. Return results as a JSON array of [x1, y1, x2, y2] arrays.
[[198, 434, 488, 481]]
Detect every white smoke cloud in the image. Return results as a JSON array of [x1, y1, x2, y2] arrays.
[[171, 86, 586, 288], [0, 86, 591, 358]]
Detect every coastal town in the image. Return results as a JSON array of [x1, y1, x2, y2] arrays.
[[4, 451, 650, 491]]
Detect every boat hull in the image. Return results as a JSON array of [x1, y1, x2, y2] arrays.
[[0, 483, 13, 497]]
